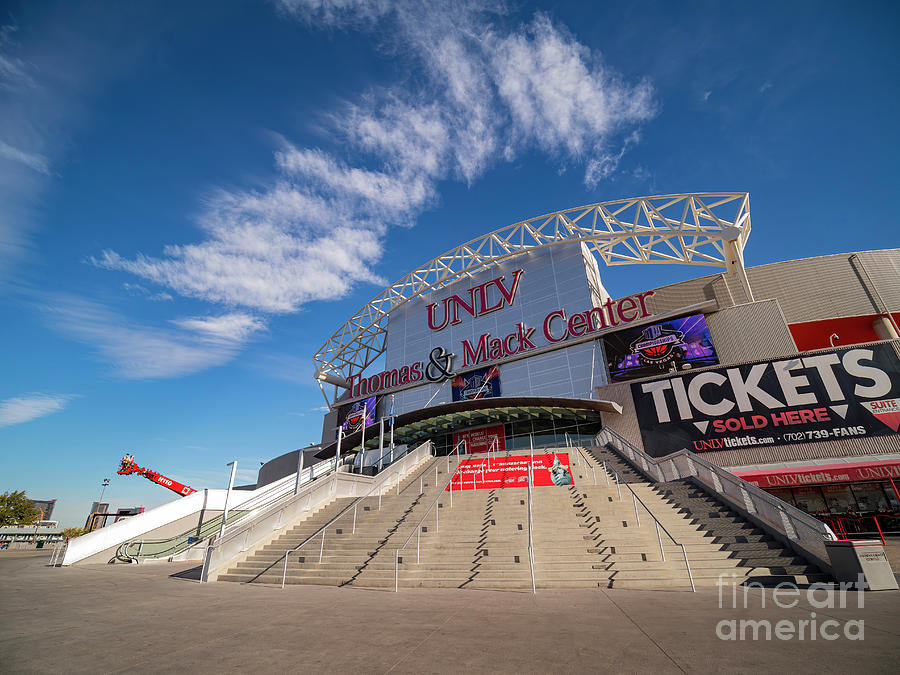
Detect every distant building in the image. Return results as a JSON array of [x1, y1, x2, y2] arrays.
[[28, 498, 56, 521], [85, 502, 110, 531]]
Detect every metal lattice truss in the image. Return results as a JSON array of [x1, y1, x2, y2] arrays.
[[314, 192, 752, 386]]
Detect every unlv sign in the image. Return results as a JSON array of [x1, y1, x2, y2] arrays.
[[632, 344, 900, 457], [427, 270, 524, 331]]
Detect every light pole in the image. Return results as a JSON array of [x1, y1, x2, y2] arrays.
[[377, 417, 385, 473], [358, 400, 368, 474], [335, 425, 343, 473], [90, 477, 111, 531], [219, 461, 237, 540], [294, 449, 305, 496], [97, 477, 110, 505], [389, 393, 396, 464]]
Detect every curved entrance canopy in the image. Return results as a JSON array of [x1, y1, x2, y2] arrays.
[[315, 396, 623, 459], [314, 192, 752, 387]]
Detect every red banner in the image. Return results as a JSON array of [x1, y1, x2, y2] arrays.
[[453, 424, 506, 454], [447, 452, 574, 491]]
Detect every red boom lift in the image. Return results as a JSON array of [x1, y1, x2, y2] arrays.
[[117, 454, 197, 496]]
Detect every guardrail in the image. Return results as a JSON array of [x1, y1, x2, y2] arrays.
[[571, 442, 695, 591], [393, 441, 466, 591], [47, 541, 66, 566], [203, 441, 433, 583], [594, 428, 837, 572], [118, 459, 335, 563], [526, 449, 536, 594]]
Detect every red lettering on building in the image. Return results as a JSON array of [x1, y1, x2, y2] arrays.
[[426, 269, 524, 332]]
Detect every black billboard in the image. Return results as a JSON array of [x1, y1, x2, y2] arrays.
[[631, 343, 900, 457]]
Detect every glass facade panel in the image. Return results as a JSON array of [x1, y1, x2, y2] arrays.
[[821, 485, 856, 515], [792, 486, 827, 515], [850, 483, 890, 513], [767, 488, 795, 507]]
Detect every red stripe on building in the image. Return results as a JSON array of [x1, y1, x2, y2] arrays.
[[788, 313, 900, 352], [734, 459, 900, 488]]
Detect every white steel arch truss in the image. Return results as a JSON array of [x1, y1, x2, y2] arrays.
[[314, 192, 752, 386]]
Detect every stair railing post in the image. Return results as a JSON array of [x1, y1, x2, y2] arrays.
[[282, 551, 289, 589], [416, 526, 420, 563], [615, 472, 621, 500], [681, 543, 696, 592], [527, 457, 536, 594], [352, 503, 358, 534], [378, 417, 385, 473], [394, 549, 399, 592], [319, 528, 325, 564], [656, 522, 665, 562], [420, 476, 423, 494], [632, 492, 641, 527], [435, 499, 439, 533], [602, 461, 610, 486]]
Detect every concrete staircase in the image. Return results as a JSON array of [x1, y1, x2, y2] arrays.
[[218, 455, 458, 586], [219, 446, 828, 590]]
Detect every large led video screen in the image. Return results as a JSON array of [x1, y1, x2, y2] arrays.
[[337, 395, 378, 437], [604, 313, 719, 383]]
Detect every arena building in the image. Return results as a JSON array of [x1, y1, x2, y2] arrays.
[[310, 192, 900, 538]]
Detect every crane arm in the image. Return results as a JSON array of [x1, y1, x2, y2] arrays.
[[117, 454, 197, 496]]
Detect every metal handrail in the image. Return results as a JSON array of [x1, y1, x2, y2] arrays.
[[118, 459, 336, 562], [572, 445, 597, 485], [280, 441, 434, 589], [393, 440, 466, 591], [602, 461, 696, 592], [594, 427, 837, 569], [352, 441, 410, 474], [48, 541, 67, 566], [527, 450, 536, 594]]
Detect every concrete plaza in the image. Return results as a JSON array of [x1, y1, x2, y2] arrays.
[[1, 551, 898, 674]]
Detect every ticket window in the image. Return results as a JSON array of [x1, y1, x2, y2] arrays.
[[792, 486, 828, 515], [821, 485, 856, 515], [767, 487, 796, 507], [849, 482, 891, 514], [883, 481, 900, 511]]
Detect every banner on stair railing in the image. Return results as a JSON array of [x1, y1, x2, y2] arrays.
[[630, 343, 900, 457], [446, 452, 574, 491]]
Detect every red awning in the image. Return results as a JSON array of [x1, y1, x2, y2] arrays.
[[734, 459, 900, 488]]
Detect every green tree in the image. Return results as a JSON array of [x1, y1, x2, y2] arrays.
[[0, 491, 41, 526], [60, 527, 88, 539]]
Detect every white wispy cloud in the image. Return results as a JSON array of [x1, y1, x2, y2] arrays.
[[584, 131, 642, 188], [170, 312, 266, 342], [0, 140, 50, 175], [123, 282, 173, 302], [43, 295, 266, 379], [0, 24, 35, 91], [0, 393, 76, 428], [96, 2, 655, 315]]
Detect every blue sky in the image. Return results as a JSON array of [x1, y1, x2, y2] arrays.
[[1, 0, 897, 527]]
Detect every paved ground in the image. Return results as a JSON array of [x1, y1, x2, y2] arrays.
[[1, 553, 898, 674]]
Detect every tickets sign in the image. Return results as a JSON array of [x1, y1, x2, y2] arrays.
[[631, 343, 900, 456]]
